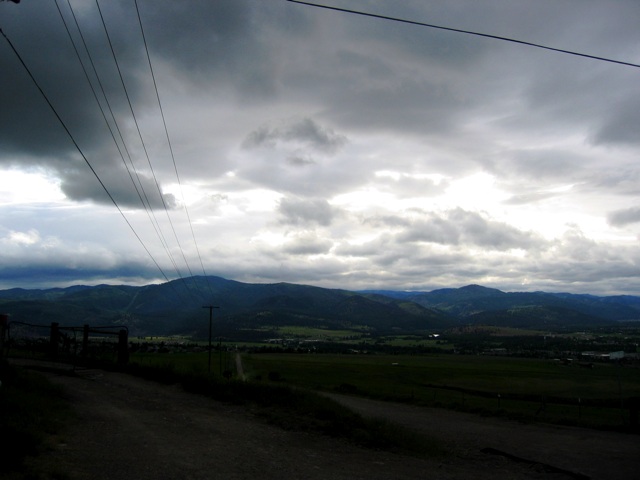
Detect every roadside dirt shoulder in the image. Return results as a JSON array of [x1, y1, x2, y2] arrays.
[[324, 393, 640, 480], [19, 362, 639, 480]]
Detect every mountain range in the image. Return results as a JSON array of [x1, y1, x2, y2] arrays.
[[1, 276, 639, 338]]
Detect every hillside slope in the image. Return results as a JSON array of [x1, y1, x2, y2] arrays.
[[2, 278, 638, 337], [0, 276, 452, 336]]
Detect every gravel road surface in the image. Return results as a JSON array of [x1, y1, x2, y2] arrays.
[[15, 361, 640, 480]]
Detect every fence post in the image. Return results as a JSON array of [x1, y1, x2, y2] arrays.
[[49, 322, 60, 360], [0, 314, 8, 359], [117, 329, 129, 365], [82, 324, 89, 358]]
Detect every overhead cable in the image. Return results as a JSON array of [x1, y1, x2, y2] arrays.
[[63, 0, 183, 280], [94, 0, 198, 294], [57, 0, 153, 230], [55, 0, 190, 304], [287, 0, 640, 69], [0, 24, 173, 287], [134, 0, 216, 301]]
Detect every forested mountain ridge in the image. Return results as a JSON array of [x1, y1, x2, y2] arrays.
[[1, 277, 637, 337], [365, 284, 640, 323]]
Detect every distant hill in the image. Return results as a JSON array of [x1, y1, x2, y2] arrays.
[[0, 276, 453, 338], [465, 305, 608, 329], [1, 277, 638, 338], [402, 284, 640, 322]]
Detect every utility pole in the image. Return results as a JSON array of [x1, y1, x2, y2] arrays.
[[202, 305, 220, 374]]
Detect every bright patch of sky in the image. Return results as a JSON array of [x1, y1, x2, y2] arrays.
[[0, 169, 65, 205]]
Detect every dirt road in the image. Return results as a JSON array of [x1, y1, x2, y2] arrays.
[[324, 393, 640, 480], [19, 362, 640, 480]]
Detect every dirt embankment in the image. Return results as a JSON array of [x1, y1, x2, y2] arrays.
[[18, 361, 640, 480]]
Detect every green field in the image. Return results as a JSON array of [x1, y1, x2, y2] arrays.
[[131, 350, 235, 376], [242, 352, 640, 429]]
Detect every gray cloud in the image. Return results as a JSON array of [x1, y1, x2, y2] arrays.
[[396, 208, 542, 250], [138, 0, 280, 99], [278, 197, 339, 227], [243, 118, 348, 154], [334, 233, 398, 259], [590, 168, 640, 196], [492, 149, 587, 182], [608, 207, 640, 227], [1, 0, 640, 295], [286, 156, 317, 167], [235, 117, 360, 196], [363, 215, 411, 229], [60, 167, 177, 209], [281, 232, 333, 256], [593, 98, 640, 147]]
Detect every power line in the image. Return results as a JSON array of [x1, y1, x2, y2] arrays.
[[54, 0, 190, 305], [94, 0, 198, 294], [0, 24, 173, 287], [287, 0, 640, 70], [56, 0, 153, 225], [65, 0, 187, 290], [134, 0, 216, 302]]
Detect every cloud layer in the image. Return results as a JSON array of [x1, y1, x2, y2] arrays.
[[0, 0, 639, 295]]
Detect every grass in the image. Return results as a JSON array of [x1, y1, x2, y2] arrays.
[[242, 352, 640, 431], [0, 359, 74, 479], [127, 349, 640, 431], [122, 360, 445, 457], [268, 325, 369, 339], [1, 355, 445, 479], [9, 348, 632, 476]]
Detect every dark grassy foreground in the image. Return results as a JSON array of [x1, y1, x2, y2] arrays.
[[123, 361, 445, 457], [0, 359, 445, 477], [0, 360, 74, 479]]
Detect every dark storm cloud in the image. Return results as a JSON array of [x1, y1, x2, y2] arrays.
[[0, 1, 116, 159], [138, 0, 282, 99], [278, 2, 495, 138], [0, 0, 185, 209], [0, 263, 158, 288], [60, 165, 176, 209], [0, 0, 277, 207], [330, 0, 490, 68]]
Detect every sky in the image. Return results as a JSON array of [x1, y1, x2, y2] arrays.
[[1, 0, 639, 295]]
